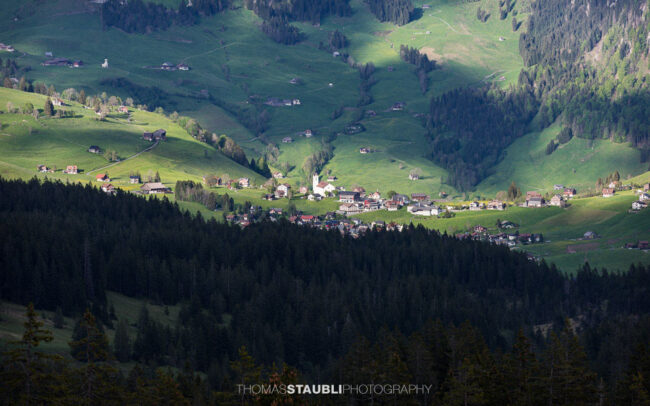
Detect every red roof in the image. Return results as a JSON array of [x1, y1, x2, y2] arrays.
[[96, 173, 107, 179]]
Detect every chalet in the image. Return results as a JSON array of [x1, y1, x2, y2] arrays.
[[553, 184, 564, 190], [339, 191, 360, 203], [563, 188, 577, 198], [632, 201, 647, 210], [640, 193, 650, 202], [51, 98, 64, 106], [239, 178, 250, 188], [118, 106, 129, 114], [487, 200, 505, 210], [474, 225, 487, 233], [364, 200, 381, 211], [333, 51, 340, 57], [527, 197, 544, 207], [583, 231, 598, 239], [359, 147, 370, 154], [269, 208, 283, 215], [369, 191, 381, 200], [37, 164, 49, 173], [409, 173, 420, 180], [282, 137, 293, 143], [129, 175, 141, 184], [526, 191, 542, 199], [384, 200, 399, 211], [608, 181, 619, 189], [407, 203, 439, 216], [339, 203, 362, 215], [602, 188, 615, 198], [439, 191, 448, 198], [411, 193, 429, 202], [469, 201, 484, 211], [273, 172, 284, 179], [101, 183, 115, 194], [549, 194, 566, 208], [63, 165, 78, 174], [304, 129, 313, 137], [0, 43, 15, 52], [143, 129, 166, 141], [644, 183, 649, 192], [300, 215, 315, 223], [353, 186, 366, 195], [372, 221, 386, 230], [391, 102, 406, 111], [42, 58, 71, 67], [327, 175, 337, 182], [299, 186, 308, 194], [140, 182, 171, 194], [276, 184, 291, 198], [292, 99, 301, 105], [95, 173, 110, 182], [71, 60, 83, 68], [393, 194, 410, 205], [88, 145, 100, 154], [263, 194, 276, 201], [177, 63, 190, 71]]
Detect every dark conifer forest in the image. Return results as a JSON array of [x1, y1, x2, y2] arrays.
[[1, 178, 650, 403]]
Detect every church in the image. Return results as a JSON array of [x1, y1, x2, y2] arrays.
[[312, 174, 335, 197]]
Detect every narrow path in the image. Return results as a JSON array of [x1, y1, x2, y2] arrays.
[[433, 17, 459, 34], [86, 140, 159, 175]]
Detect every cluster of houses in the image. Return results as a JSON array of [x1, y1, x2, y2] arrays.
[[456, 226, 544, 248], [143, 129, 166, 142], [521, 186, 577, 208], [265, 97, 301, 107], [624, 241, 649, 250], [631, 183, 650, 211], [0, 43, 14, 52], [147, 62, 190, 71]]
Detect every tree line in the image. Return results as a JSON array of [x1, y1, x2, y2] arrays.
[[100, 0, 229, 34], [1, 177, 650, 392], [365, 0, 416, 26]]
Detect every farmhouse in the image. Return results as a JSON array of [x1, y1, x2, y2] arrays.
[[118, 106, 129, 113], [101, 184, 115, 194], [563, 188, 577, 198], [391, 102, 406, 111], [550, 194, 566, 207], [143, 129, 166, 142], [339, 203, 363, 215], [487, 200, 506, 210], [338, 191, 359, 203], [359, 147, 370, 154], [37, 164, 49, 173], [526, 197, 544, 207], [327, 175, 337, 182], [299, 186, 308, 194], [384, 200, 399, 211], [276, 183, 291, 198], [640, 193, 650, 201], [369, 191, 381, 200], [129, 175, 141, 184], [644, 183, 649, 192], [51, 98, 65, 106], [353, 186, 366, 195], [273, 172, 285, 179], [632, 201, 647, 210], [95, 174, 110, 182], [282, 137, 293, 143], [88, 145, 100, 154], [239, 178, 250, 188], [553, 184, 564, 190], [303, 129, 313, 137], [411, 193, 429, 202], [469, 201, 485, 211], [42, 58, 71, 67], [140, 182, 171, 194], [409, 173, 420, 180], [177, 63, 190, 71], [0, 43, 15, 52], [407, 203, 439, 216], [63, 165, 78, 174], [602, 188, 615, 198]]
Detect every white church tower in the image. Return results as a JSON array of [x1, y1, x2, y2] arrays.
[[312, 173, 319, 192]]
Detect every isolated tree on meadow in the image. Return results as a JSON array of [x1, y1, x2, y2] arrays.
[[44, 98, 54, 117]]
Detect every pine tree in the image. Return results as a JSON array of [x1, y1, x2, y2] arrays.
[[44, 98, 54, 117], [502, 329, 543, 405], [113, 318, 131, 362], [79, 89, 86, 105]]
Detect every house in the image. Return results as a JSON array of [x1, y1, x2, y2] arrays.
[[640, 193, 650, 202], [640, 241, 649, 250], [71, 60, 83, 68], [526, 191, 542, 199], [304, 129, 313, 137], [299, 186, 308, 194], [282, 137, 293, 143], [411, 193, 429, 202], [140, 182, 170, 194], [51, 98, 64, 106], [608, 181, 619, 189], [384, 200, 399, 211], [327, 175, 337, 182], [339, 203, 363, 215], [353, 186, 366, 195], [363, 200, 381, 211], [394, 194, 409, 205], [407, 203, 438, 216], [563, 188, 577, 198], [359, 147, 370, 154], [273, 172, 285, 179], [583, 231, 598, 240], [409, 173, 420, 180], [549, 194, 566, 208], [469, 201, 484, 211], [88, 145, 100, 154], [487, 200, 505, 210], [369, 191, 381, 200], [632, 201, 647, 210], [95, 173, 110, 182], [101, 183, 115, 194], [269, 208, 283, 215], [37, 164, 49, 173], [553, 184, 565, 190], [63, 165, 78, 174], [42, 58, 71, 67], [239, 178, 250, 188], [153, 129, 166, 140], [161, 62, 175, 71], [339, 191, 360, 203], [276, 183, 291, 198], [391, 102, 406, 111], [474, 225, 487, 233], [644, 183, 649, 192], [118, 106, 129, 114], [289, 77, 299, 84], [332, 51, 340, 57], [0, 43, 15, 52], [143, 132, 153, 141], [177, 63, 190, 71], [602, 188, 615, 198], [308, 194, 321, 201], [292, 99, 301, 105], [527, 197, 544, 207], [263, 194, 276, 201], [129, 175, 141, 184]]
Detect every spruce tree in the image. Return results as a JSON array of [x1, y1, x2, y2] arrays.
[[44, 98, 54, 117]]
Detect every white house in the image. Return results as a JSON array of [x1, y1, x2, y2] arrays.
[[632, 201, 647, 210]]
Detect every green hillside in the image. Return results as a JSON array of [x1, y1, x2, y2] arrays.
[[0, 87, 262, 187]]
